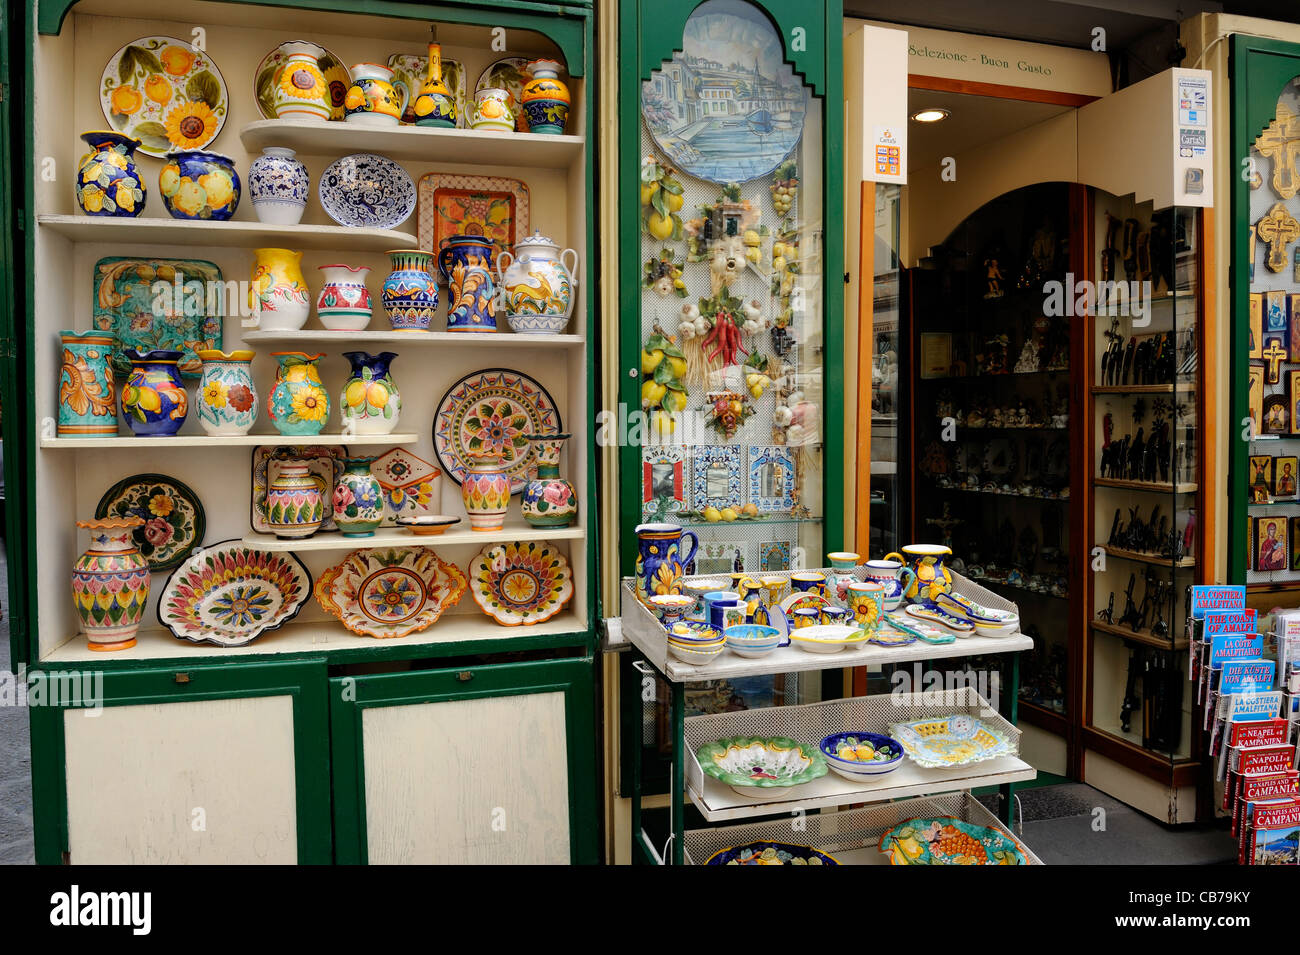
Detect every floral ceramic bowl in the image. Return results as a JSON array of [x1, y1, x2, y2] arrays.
[[705, 842, 839, 865], [667, 624, 725, 646], [697, 736, 828, 796], [649, 593, 695, 628], [316, 546, 467, 638], [818, 731, 904, 780]]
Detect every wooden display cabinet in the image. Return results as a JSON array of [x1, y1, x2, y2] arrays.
[[6, 0, 600, 863]]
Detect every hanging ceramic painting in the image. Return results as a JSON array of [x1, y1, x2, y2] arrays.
[[640, 0, 807, 184], [469, 541, 574, 626], [94, 473, 205, 572], [642, 446, 688, 519], [690, 444, 743, 512], [433, 368, 561, 492], [417, 173, 530, 266], [748, 445, 796, 511], [100, 36, 228, 158], [158, 542, 312, 647], [93, 257, 223, 379], [315, 547, 467, 639]]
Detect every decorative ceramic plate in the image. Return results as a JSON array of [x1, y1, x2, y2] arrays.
[[879, 817, 1027, 866], [318, 153, 416, 230], [867, 623, 918, 647], [469, 541, 574, 626], [315, 547, 467, 639], [889, 714, 1017, 769], [95, 473, 205, 572], [433, 368, 561, 492], [157, 541, 311, 647], [388, 53, 468, 127], [254, 40, 349, 121], [417, 173, 530, 266], [93, 257, 223, 378], [251, 446, 345, 533], [885, 611, 955, 645], [706, 842, 839, 865], [640, 1, 807, 183], [396, 515, 461, 535], [696, 736, 828, 794], [475, 56, 532, 132], [100, 36, 228, 157], [371, 448, 442, 526], [904, 602, 975, 634], [935, 591, 1020, 635]]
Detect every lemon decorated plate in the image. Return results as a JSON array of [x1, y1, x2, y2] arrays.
[[101, 36, 228, 158], [879, 817, 1026, 865], [888, 714, 1016, 769]]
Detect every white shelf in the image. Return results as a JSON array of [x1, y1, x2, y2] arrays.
[[243, 330, 584, 347], [242, 523, 584, 551], [41, 610, 587, 664], [40, 431, 420, 449], [35, 214, 416, 251], [687, 755, 1036, 822], [240, 119, 585, 168]]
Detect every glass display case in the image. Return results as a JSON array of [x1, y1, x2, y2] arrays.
[[1086, 193, 1201, 764]]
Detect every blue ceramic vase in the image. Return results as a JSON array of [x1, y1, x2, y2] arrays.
[[120, 349, 188, 436], [76, 131, 145, 217], [437, 235, 498, 333]]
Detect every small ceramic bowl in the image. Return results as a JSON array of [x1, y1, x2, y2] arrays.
[[724, 623, 782, 659], [818, 732, 904, 780], [668, 624, 724, 645], [507, 313, 569, 335], [668, 641, 726, 666], [396, 516, 461, 536], [649, 593, 695, 628], [789, 625, 869, 654]]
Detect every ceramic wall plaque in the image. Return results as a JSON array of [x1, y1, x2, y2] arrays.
[[94, 473, 205, 572], [748, 445, 796, 511], [93, 257, 223, 379], [640, 0, 808, 184], [250, 445, 345, 533], [642, 446, 689, 519], [100, 36, 228, 157]]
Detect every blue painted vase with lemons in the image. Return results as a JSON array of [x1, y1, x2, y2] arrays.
[[159, 150, 241, 220], [886, 544, 954, 602], [76, 131, 145, 217]]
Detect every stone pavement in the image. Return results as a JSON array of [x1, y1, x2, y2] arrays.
[[0, 541, 36, 864]]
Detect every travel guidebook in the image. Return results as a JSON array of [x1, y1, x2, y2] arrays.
[[1240, 797, 1300, 865]]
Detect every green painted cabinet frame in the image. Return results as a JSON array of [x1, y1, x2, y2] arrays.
[[29, 658, 333, 864], [329, 656, 598, 863], [1229, 35, 1300, 584], [615, 0, 847, 573]]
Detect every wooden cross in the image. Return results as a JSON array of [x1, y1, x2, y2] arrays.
[[1263, 337, 1288, 384], [1257, 203, 1300, 273], [1255, 102, 1300, 199]]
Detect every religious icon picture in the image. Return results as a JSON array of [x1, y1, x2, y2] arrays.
[[1264, 392, 1291, 434], [1256, 516, 1289, 572], [1290, 370, 1300, 435], [1290, 294, 1300, 360], [1276, 456, 1299, 498], [1266, 289, 1289, 332], [1249, 366, 1266, 436], [1250, 454, 1274, 502], [1291, 517, 1300, 570], [1250, 293, 1263, 359], [1263, 335, 1289, 384]]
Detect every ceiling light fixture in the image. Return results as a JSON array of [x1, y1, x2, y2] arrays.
[[911, 108, 950, 123]]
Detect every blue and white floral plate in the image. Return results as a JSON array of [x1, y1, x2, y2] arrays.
[[934, 591, 1020, 636], [318, 153, 416, 230]]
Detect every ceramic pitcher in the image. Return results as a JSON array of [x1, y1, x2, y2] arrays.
[[862, 558, 917, 610], [345, 63, 403, 126], [462, 451, 510, 531], [266, 461, 326, 539], [886, 544, 954, 603], [382, 249, 438, 330], [121, 348, 188, 436], [521, 433, 577, 527], [268, 351, 329, 436], [438, 235, 497, 332], [250, 248, 310, 332], [75, 130, 145, 217], [471, 87, 514, 131], [521, 58, 570, 134], [72, 516, 150, 651], [413, 42, 456, 128], [333, 457, 384, 537], [58, 330, 117, 436], [634, 523, 700, 601], [274, 43, 332, 121], [340, 351, 401, 435], [196, 349, 258, 436], [317, 264, 373, 331], [496, 230, 578, 333]]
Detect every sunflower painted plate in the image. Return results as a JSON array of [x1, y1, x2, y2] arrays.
[[253, 40, 349, 121], [696, 736, 828, 796], [315, 547, 467, 639], [157, 541, 311, 647], [888, 714, 1017, 769], [469, 541, 574, 626], [100, 36, 228, 158], [95, 473, 205, 572], [879, 817, 1027, 865], [475, 56, 532, 132], [433, 368, 561, 492]]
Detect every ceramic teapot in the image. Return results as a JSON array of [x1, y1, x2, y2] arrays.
[[497, 230, 579, 334]]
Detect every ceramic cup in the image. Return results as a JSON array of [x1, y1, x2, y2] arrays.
[[791, 572, 827, 595], [792, 607, 822, 629], [703, 590, 741, 631], [821, 606, 851, 627], [682, 577, 727, 622], [846, 581, 887, 633]]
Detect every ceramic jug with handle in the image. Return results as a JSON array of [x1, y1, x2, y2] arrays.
[[634, 523, 699, 601], [496, 230, 578, 334], [885, 544, 954, 603], [862, 558, 917, 610]]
